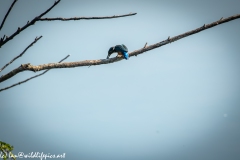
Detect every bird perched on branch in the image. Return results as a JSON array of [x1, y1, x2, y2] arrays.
[[107, 44, 129, 60]]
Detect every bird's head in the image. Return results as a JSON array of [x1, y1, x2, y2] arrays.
[[108, 46, 115, 55], [107, 46, 115, 59]]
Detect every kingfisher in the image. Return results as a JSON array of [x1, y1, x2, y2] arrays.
[[107, 44, 129, 60]]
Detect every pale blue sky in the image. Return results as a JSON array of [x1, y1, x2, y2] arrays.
[[0, 0, 240, 160]]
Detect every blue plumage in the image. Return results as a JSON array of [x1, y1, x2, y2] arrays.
[[107, 44, 129, 60], [123, 51, 129, 60]]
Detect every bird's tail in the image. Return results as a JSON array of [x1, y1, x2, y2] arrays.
[[123, 51, 129, 60], [106, 54, 110, 59]]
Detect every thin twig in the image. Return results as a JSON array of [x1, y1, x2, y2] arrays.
[[38, 13, 137, 21], [0, 55, 70, 92], [0, 0, 17, 30], [0, 14, 240, 83], [2, 35, 6, 40], [0, 0, 60, 48], [0, 36, 42, 72]]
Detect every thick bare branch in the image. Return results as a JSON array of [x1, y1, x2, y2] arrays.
[[0, 0, 60, 48], [38, 13, 137, 21], [0, 55, 70, 92], [0, 0, 17, 30], [0, 14, 239, 83], [0, 36, 42, 72]]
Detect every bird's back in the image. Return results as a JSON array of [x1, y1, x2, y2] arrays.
[[115, 44, 128, 52]]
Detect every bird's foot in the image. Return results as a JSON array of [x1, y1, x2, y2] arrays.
[[117, 54, 123, 58]]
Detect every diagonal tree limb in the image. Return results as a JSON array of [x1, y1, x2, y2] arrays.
[[0, 0, 17, 31], [0, 36, 42, 72], [0, 55, 70, 92], [0, 0, 60, 48], [38, 13, 137, 21], [0, 13, 240, 83]]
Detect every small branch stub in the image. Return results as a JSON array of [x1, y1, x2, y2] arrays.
[[143, 42, 148, 48]]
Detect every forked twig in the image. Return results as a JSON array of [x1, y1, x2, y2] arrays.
[[0, 0, 137, 48], [0, 0, 60, 48], [0, 36, 42, 72], [0, 55, 70, 92]]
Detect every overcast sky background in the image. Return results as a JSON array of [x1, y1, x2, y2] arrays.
[[0, 0, 240, 160]]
